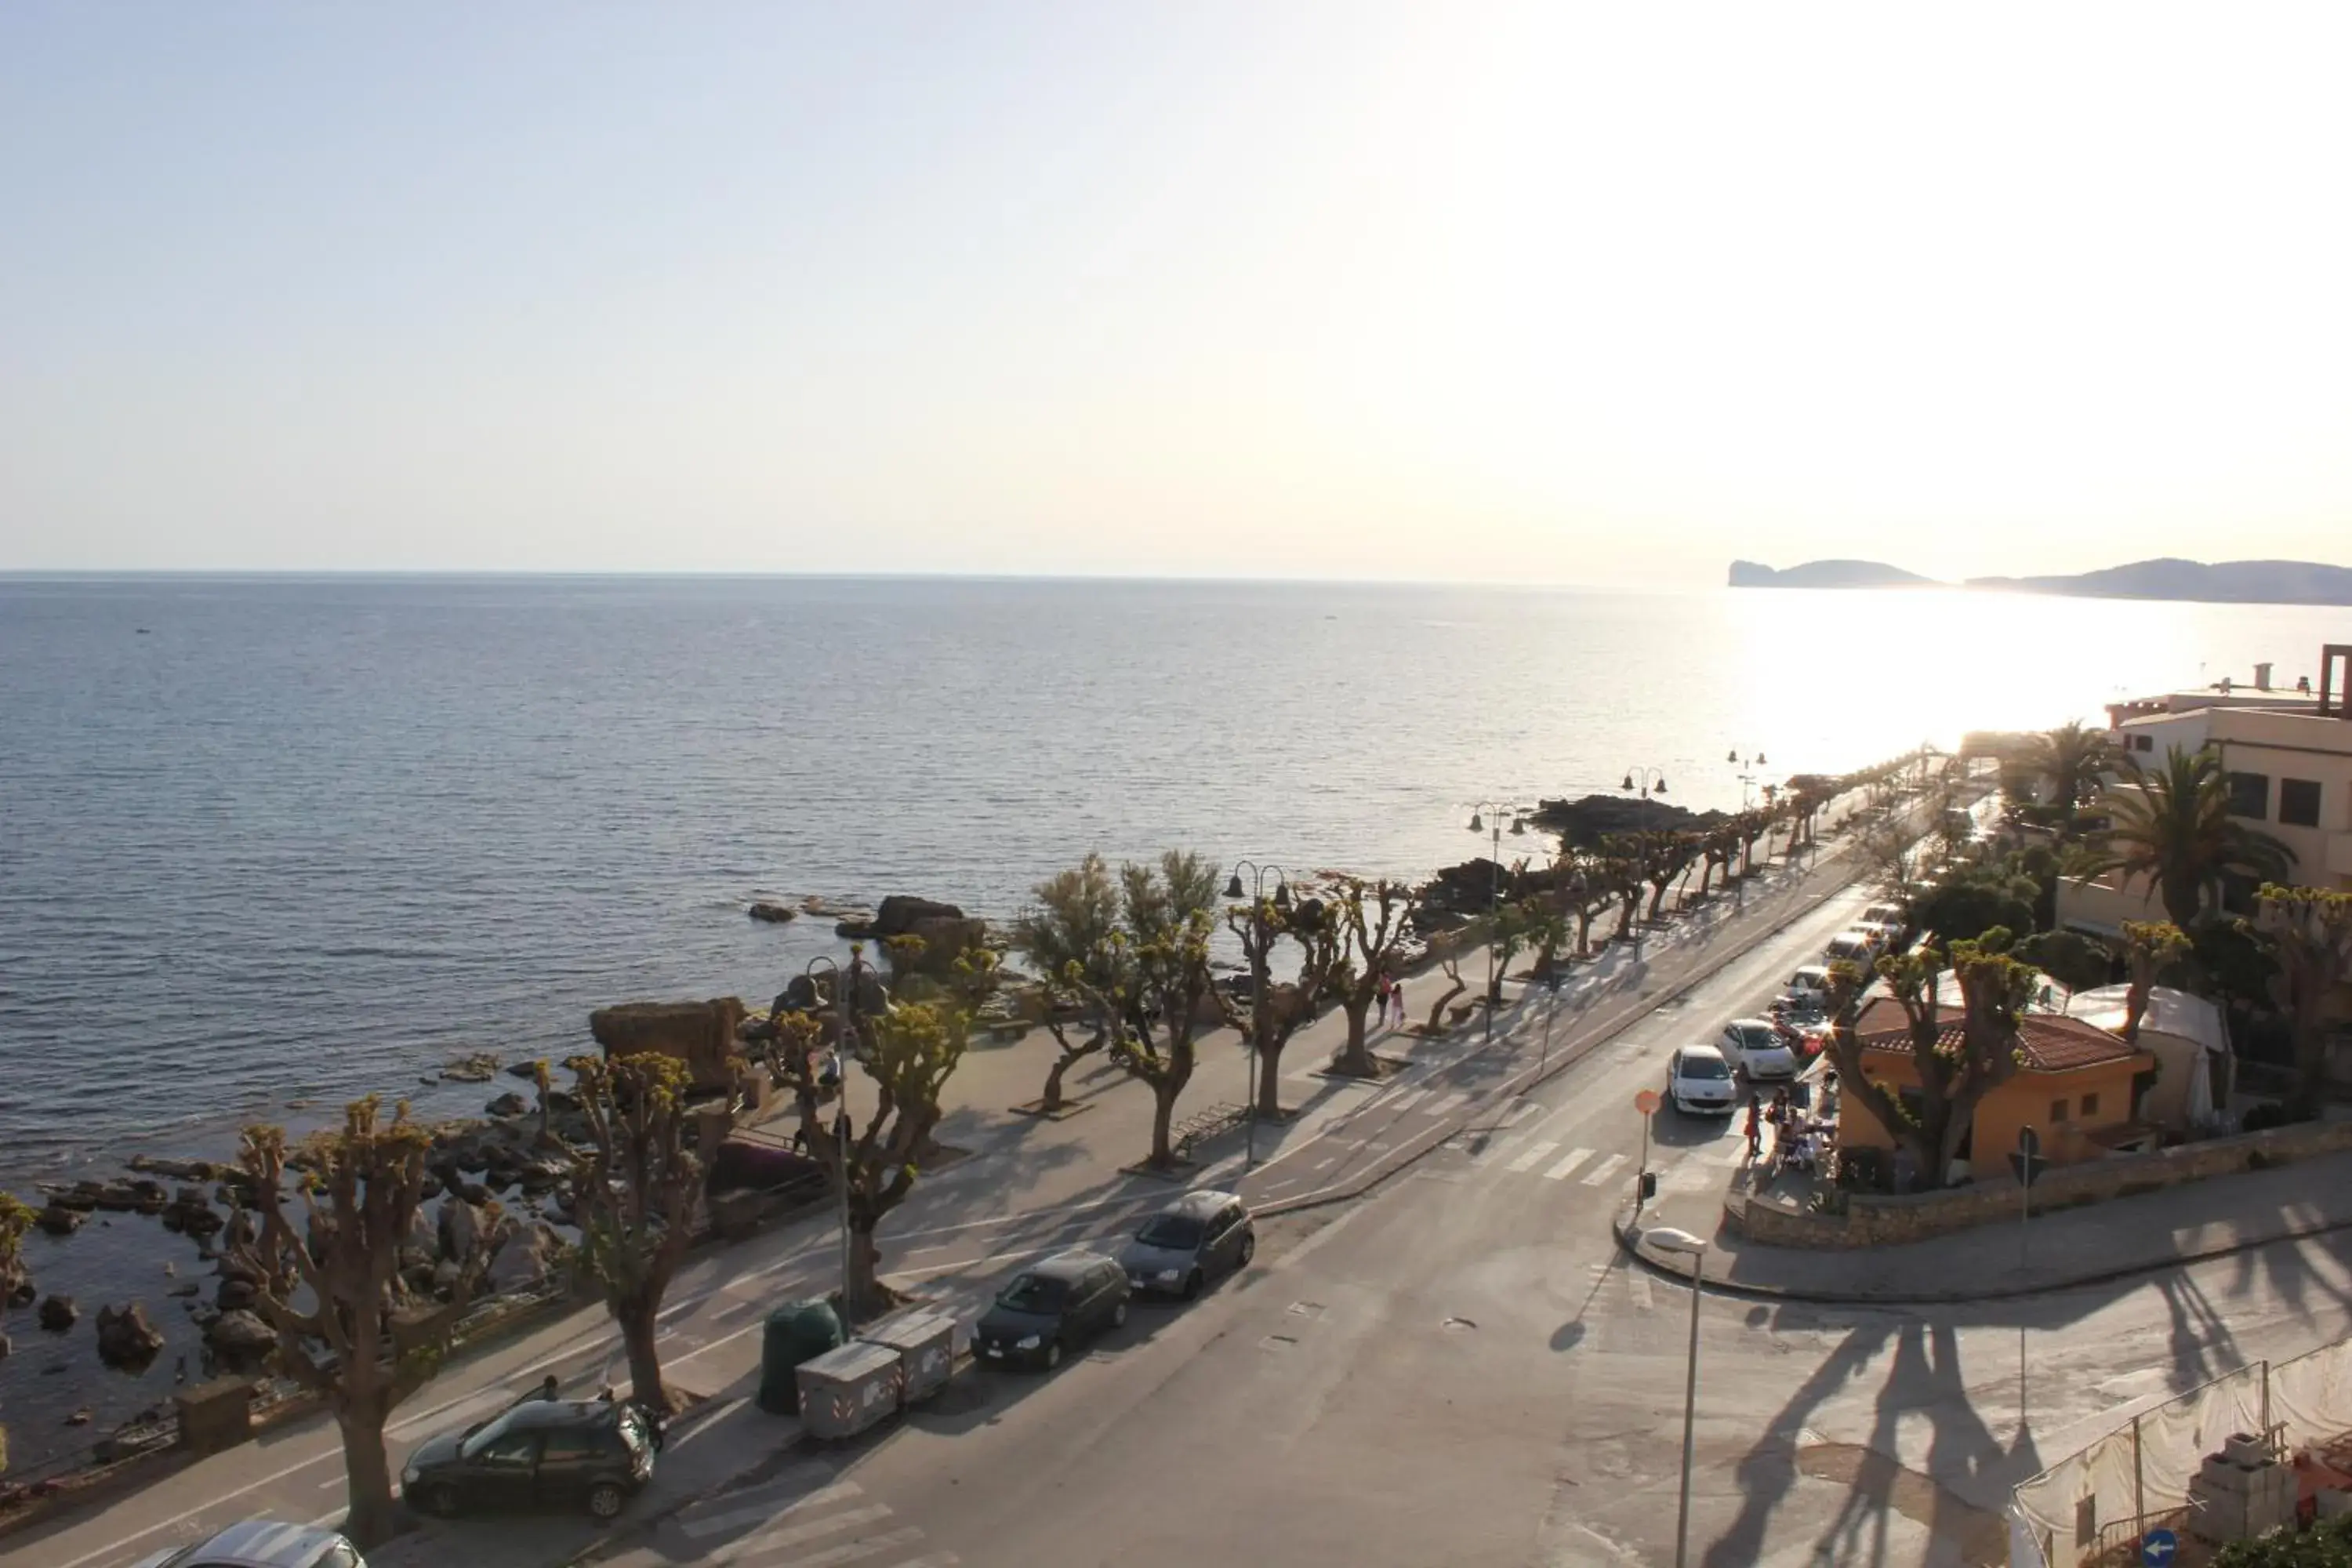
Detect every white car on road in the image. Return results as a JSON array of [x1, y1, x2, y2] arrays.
[[1668, 1044, 1739, 1115], [1718, 1018, 1796, 1080]]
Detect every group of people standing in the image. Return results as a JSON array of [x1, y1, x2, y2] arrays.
[[1373, 973, 1408, 1028]]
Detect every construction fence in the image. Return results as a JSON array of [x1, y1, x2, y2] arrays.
[[2009, 1334, 2352, 1566]]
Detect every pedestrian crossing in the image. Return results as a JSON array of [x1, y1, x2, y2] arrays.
[[672, 1462, 955, 1568], [1460, 1128, 1747, 1192]]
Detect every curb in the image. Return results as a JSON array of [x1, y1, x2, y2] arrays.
[[1609, 1203, 2352, 1307], [1253, 845, 1875, 1221]]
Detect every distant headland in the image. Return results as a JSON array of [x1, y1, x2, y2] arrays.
[[1730, 556, 2352, 605]]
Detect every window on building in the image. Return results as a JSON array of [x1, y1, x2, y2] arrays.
[[2281, 778, 2322, 828], [2132, 734, 2153, 753], [2080, 1091, 2100, 1118], [2049, 1098, 2070, 1123], [2227, 771, 2270, 819]]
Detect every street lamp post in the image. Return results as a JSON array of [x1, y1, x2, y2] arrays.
[[1466, 802, 1526, 1041], [1618, 770, 1668, 961], [805, 949, 885, 1309], [1646, 1225, 1709, 1568], [1223, 860, 1291, 1167], [1726, 751, 1766, 915]]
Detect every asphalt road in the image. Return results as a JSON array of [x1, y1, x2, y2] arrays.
[[604, 881, 2352, 1568]]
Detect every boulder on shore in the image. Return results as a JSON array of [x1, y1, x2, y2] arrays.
[[484, 1222, 561, 1294], [589, 999, 748, 1094], [835, 895, 965, 941], [38, 1294, 76, 1332], [748, 902, 797, 924], [36, 1204, 84, 1237], [204, 1309, 276, 1368], [1527, 793, 1727, 849], [96, 1302, 166, 1368]]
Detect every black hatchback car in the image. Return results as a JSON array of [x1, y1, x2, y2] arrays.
[[974, 1250, 1130, 1370], [403, 1398, 659, 1522]]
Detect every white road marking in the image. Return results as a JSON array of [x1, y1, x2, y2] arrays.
[[735, 1523, 924, 1567], [684, 1479, 863, 1540], [1628, 1272, 1656, 1312], [1581, 1152, 1629, 1186], [1543, 1148, 1594, 1181], [722, 1501, 895, 1555], [1507, 1140, 1557, 1173], [664, 1397, 746, 1453], [1421, 1091, 1467, 1117]]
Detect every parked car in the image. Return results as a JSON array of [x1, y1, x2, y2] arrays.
[[1787, 964, 1835, 998], [1117, 1190, 1254, 1300], [974, 1250, 1130, 1370], [132, 1523, 365, 1568], [1668, 1044, 1739, 1115], [1717, 1018, 1797, 1080], [403, 1398, 659, 1522], [1824, 930, 1882, 971]]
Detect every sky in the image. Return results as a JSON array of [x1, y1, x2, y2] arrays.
[[5, 3, 2352, 586]]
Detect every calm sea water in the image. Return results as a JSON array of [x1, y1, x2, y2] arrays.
[[3, 574, 2344, 1180], [0, 572, 2343, 1457]]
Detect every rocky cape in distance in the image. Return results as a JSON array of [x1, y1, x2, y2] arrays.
[[1730, 556, 2352, 605]]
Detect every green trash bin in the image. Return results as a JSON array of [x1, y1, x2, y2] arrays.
[[758, 1300, 845, 1414]]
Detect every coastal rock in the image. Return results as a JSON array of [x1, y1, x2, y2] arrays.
[[6, 1279, 34, 1308], [485, 1091, 528, 1120], [215, 1276, 257, 1313], [835, 895, 964, 941], [36, 1204, 84, 1237], [96, 1303, 167, 1369], [128, 1156, 216, 1182], [1526, 793, 1727, 850], [438, 1199, 485, 1265], [749, 902, 797, 924], [884, 916, 990, 982], [442, 1053, 500, 1083], [484, 1223, 561, 1294], [204, 1309, 276, 1367], [589, 999, 748, 1094]]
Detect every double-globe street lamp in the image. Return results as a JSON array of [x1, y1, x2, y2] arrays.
[[1618, 769, 1668, 961], [1223, 859, 1291, 1167], [1646, 1224, 1710, 1568], [1726, 750, 1768, 913], [804, 949, 886, 1306], [1465, 802, 1527, 1042]]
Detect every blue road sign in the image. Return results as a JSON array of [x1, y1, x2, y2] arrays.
[[2141, 1526, 2178, 1566]]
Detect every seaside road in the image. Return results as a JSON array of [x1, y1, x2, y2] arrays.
[[9, 835, 1877, 1568], [764, 892, 2352, 1568]]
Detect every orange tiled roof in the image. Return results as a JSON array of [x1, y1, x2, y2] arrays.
[[1852, 996, 2140, 1073]]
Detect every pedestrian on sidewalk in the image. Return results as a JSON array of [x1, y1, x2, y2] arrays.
[[1375, 974, 1392, 1025], [1744, 1094, 1762, 1163], [1391, 980, 1406, 1028]]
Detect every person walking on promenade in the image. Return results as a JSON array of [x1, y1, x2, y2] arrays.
[[1744, 1094, 1762, 1163], [1391, 980, 1406, 1029], [1375, 974, 1392, 1026]]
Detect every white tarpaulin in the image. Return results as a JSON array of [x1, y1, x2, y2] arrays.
[[2012, 1337, 2352, 1566]]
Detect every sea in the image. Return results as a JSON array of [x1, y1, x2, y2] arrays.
[[0, 572, 2344, 1458]]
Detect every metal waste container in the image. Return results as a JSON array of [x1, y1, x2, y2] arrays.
[[758, 1300, 844, 1415], [857, 1309, 956, 1405], [796, 1340, 904, 1440]]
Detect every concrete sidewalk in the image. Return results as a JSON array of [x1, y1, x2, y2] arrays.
[[1620, 1147, 2352, 1304]]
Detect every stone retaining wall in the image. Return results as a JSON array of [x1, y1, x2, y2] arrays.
[[1737, 1116, 2352, 1250]]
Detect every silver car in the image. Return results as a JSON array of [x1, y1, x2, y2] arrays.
[[1116, 1190, 1255, 1300], [131, 1520, 365, 1568]]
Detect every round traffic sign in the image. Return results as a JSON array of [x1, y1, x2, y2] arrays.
[[2141, 1526, 2177, 1566], [1635, 1089, 1661, 1116]]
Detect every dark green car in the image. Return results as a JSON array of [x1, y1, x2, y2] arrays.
[[404, 1399, 658, 1522]]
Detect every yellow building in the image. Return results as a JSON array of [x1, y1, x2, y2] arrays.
[[1837, 997, 2160, 1179]]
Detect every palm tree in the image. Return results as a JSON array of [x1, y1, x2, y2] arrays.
[[2093, 746, 2295, 927], [2026, 721, 2116, 837]]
